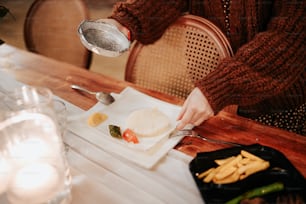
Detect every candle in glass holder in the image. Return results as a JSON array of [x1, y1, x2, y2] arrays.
[[1, 86, 72, 204], [5, 117, 64, 203], [7, 162, 63, 204]]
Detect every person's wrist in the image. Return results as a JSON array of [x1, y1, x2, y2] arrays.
[[104, 18, 131, 41], [116, 23, 131, 41]]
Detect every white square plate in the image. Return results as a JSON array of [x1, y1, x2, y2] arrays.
[[68, 87, 184, 169]]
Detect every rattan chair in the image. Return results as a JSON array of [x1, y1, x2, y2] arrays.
[[24, 0, 92, 69], [125, 15, 235, 112]]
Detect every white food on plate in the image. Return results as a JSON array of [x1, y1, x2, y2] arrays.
[[126, 108, 171, 137]]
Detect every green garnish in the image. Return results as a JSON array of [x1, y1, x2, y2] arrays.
[[108, 125, 122, 139], [225, 182, 284, 204]]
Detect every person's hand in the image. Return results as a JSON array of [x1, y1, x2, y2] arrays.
[[176, 87, 214, 130], [102, 18, 131, 40]]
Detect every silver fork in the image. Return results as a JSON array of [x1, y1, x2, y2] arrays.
[[170, 129, 243, 147]]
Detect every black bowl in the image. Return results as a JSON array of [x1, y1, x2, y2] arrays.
[[189, 144, 306, 203]]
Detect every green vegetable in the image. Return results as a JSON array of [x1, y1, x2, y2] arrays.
[[225, 182, 284, 204], [108, 125, 122, 139]]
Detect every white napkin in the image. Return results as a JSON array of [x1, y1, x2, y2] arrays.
[[68, 87, 184, 169]]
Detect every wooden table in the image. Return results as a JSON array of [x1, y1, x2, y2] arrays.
[[1, 43, 305, 178]]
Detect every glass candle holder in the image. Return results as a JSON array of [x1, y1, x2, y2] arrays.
[[0, 86, 71, 204], [52, 99, 67, 138]]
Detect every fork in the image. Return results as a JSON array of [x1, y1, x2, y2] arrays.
[[170, 129, 243, 147]]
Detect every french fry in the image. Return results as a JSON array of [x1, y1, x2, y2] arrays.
[[196, 150, 270, 184], [213, 170, 240, 184], [239, 157, 252, 165], [203, 168, 217, 183], [238, 160, 264, 174], [218, 154, 242, 172], [215, 156, 235, 165], [240, 161, 270, 180], [241, 150, 264, 161], [197, 167, 215, 179], [215, 166, 237, 180]]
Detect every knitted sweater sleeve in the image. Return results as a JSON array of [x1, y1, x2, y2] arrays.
[[109, 0, 187, 44], [197, 0, 306, 113]]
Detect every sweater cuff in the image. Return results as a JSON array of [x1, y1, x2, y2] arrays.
[[109, 1, 187, 44], [195, 58, 241, 114], [109, 4, 139, 42]]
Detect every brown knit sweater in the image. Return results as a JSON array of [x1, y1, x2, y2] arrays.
[[110, 0, 305, 118]]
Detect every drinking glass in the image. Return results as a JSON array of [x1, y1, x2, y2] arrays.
[[52, 99, 67, 137], [52, 99, 70, 153], [0, 86, 72, 204]]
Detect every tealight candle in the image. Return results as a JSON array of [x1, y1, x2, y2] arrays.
[[7, 162, 62, 204]]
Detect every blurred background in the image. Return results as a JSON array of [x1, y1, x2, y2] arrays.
[[0, 0, 127, 80]]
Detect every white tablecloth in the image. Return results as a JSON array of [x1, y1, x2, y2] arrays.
[[0, 70, 204, 204]]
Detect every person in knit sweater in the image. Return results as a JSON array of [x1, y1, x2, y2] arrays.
[[107, 0, 305, 135]]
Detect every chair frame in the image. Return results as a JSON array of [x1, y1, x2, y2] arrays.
[[24, 0, 92, 69], [125, 14, 233, 93]]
